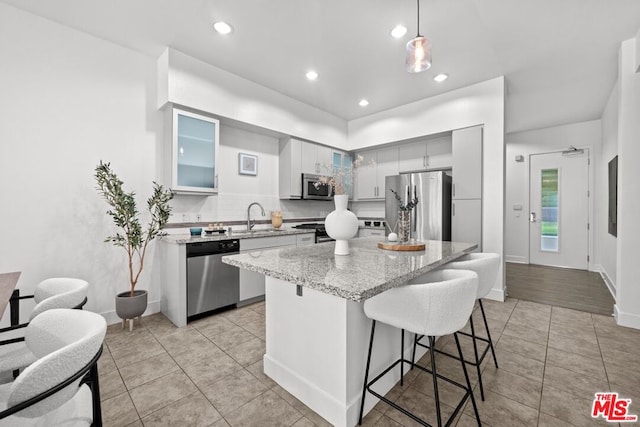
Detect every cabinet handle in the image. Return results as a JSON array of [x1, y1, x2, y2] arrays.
[[452, 202, 456, 216], [215, 174, 218, 188], [423, 155, 426, 168]]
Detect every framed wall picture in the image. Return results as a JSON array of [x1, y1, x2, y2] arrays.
[[238, 153, 258, 176]]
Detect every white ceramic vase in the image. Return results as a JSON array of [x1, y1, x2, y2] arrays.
[[325, 194, 359, 255]]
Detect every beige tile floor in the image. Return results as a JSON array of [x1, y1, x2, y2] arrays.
[[99, 298, 640, 426]]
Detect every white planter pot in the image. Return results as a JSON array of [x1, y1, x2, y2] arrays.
[[325, 194, 359, 255]]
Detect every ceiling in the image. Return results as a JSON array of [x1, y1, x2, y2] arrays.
[[4, 0, 640, 134]]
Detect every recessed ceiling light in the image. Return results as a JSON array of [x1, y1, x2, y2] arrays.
[[306, 71, 319, 81], [390, 25, 407, 39], [359, 99, 369, 107], [433, 73, 448, 82], [213, 21, 233, 35]]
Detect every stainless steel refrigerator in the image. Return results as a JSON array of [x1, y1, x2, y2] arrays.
[[385, 171, 452, 241]]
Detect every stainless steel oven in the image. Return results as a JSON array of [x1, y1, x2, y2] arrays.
[[301, 174, 333, 201]]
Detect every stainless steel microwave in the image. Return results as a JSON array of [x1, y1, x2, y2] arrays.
[[301, 173, 333, 200]]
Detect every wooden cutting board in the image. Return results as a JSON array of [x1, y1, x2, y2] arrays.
[[377, 241, 426, 251]]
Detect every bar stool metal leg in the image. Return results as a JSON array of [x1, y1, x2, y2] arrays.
[[359, 320, 376, 425], [468, 316, 484, 401], [479, 300, 498, 368], [454, 333, 481, 427], [429, 336, 442, 427]]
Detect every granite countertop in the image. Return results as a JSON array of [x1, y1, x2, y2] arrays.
[[160, 228, 315, 245], [222, 237, 477, 302]]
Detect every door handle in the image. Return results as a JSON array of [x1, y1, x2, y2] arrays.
[[530, 212, 538, 223]]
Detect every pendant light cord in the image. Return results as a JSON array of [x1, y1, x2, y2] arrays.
[[416, 0, 421, 37]]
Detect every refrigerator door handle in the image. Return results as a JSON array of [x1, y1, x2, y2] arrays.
[[412, 185, 417, 234], [452, 202, 456, 216]]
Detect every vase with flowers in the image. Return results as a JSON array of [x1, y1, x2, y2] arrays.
[[316, 155, 373, 255], [389, 188, 419, 243]]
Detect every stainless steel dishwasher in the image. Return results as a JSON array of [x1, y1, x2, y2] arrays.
[[186, 239, 240, 320]]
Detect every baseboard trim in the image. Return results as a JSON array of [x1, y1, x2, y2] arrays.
[[614, 305, 640, 330], [596, 266, 617, 300], [485, 287, 505, 302], [505, 256, 527, 264], [101, 299, 161, 326]]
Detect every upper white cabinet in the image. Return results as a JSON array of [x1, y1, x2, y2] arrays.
[[452, 126, 482, 200], [355, 147, 398, 200], [170, 108, 220, 194], [332, 150, 353, 197], [301, 141, 332, 175], [398, 136, 453, 173], [279, 138, 336, 199], [398, 142, 427, 172], [279, 137, 302, 199]]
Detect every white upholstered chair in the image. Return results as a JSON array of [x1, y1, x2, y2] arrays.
[[0, 278, 89, 374], [414, 253, 500, 401], [0, 308, 106, 426], [359, 269, 481, 427]]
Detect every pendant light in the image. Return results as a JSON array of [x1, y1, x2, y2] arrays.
[[405, 0, 431, 73]]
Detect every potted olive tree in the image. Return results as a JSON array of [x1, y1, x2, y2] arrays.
[[95, 161, 173, 330]]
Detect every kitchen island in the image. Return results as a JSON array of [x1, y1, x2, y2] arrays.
[[222, 237, 476, 427]]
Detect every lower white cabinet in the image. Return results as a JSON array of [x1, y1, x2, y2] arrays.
[[359, 228, 385, 238], [452, 199, 482, 251], [239, 233, 314, 303]]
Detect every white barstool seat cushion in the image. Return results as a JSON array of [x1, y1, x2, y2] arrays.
[[364, 269, 478, 337], [0, 279, 89, 374], [445, 253, 500, 299], [0, 383, 91, 427], [1, 309, 106, 423], [30, 279, 89, 320]]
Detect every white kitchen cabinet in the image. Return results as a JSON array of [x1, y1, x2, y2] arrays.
[[426, 137, 453, 170], [359, 228, 385, 238], [239, 233, 313, 303], [355, 147, 398, 200], [398, 142, 427, 172], [452, 199, 482, 251], [301, 140, 332, 175], [168, 107, 220, 194], [296, 233, 315, 246], [452, 126, 482, 199], [280, 138, 337, 198], [279, 137, 302, 199]]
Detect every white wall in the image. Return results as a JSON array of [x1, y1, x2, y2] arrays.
[[615, 37, 640, 329], [598, 84, 619, 289], [158, 48, 348, 150], [504, 120, 602, 265], [348, 78, 506, 300], [0, 3, 162, 323]]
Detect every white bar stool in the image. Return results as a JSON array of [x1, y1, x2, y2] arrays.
[[413, 253, 500, 401], [358, 269, 481, 427]]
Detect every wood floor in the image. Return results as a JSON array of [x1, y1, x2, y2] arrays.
[[505, 262, 615, 316]]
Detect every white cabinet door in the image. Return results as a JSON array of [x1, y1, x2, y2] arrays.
[[171, 108, 219, 194], [376, 147, 399, 198], [359, 229, 385, 238], [452, 126, 482, 199], [279, 137, 302, 199], [239, 234, 307, 302], [296, 233, 315, 246], [356, 150, 378, 199], [316, 145, 332, 173], [426, 138, 453, 169], [452, 199, 482, 251], [300, 141, 319, 174], [398, 142, 427, 172]]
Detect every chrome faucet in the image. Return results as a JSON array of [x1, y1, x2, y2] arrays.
[[247, 202, 266, 231]]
